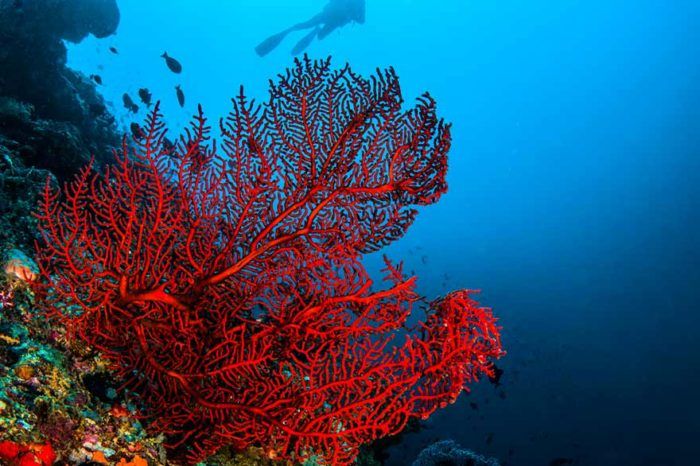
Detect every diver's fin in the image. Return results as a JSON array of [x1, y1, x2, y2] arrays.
[[255, 30, 290, 57], [291, 27, 320, 56]]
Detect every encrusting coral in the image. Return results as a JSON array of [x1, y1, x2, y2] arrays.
[[0, 256, 167, 465]]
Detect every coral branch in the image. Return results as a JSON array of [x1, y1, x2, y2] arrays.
[[35, 56, 503, 464]]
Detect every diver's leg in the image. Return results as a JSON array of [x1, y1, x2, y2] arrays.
[[290, 13, 323, 31], [317, 23, 334, 40], [255, 14, 323, 57], [291, 26, 321, 55], [317, 22, 342, 40]]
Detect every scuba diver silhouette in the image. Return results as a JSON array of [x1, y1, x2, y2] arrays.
[[255, 0, 365, 56]]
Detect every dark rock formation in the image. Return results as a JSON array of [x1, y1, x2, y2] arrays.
[[0, 0, 119, 121], [0, 0, 121, 251]]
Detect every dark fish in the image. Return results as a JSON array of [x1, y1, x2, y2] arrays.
[[109, 46, 119, 54], [175, 85, 185, 107], [498, 390, 507, 400], [488, 364, 504, 387], [549, 459, 575, 466], [162, 137, 175, 156], [130, 122, 144, 140], [161, 52, 182, 73], [469, 402, 479, 411], [486, 432, 494, 445], [138, 88, 152, 107], [122, 93, 139, 113], [89, 74, 102, 85]]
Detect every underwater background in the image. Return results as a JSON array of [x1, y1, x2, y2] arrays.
[[0, 0, 698, 465]]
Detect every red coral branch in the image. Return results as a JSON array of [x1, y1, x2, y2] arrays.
[[34, 57, 503, 464]]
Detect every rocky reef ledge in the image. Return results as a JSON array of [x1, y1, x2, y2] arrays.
[[0, 0, 121, 251]]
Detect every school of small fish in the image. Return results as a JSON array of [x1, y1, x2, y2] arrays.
[[93, 46, 185, 116]]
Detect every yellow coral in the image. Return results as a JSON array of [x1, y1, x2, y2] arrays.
[[14, 365, 35, 380], [0, 333, 20, 345]]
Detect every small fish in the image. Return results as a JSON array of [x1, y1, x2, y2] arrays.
[[130, 122, 144, 140], [161, 52, 182, 73], [122, 93, 139, 113], [89, 74, 102, 85], [469, 401, 479, 411], [109, 46, 119, 54], [175, 85, 185, 107], [162, 137, 175, 156], [488, 364, 504, 387], [138, 88, 152, 107], [486, 432, 494, 445]]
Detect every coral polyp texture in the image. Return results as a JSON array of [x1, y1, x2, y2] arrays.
[[34, 57, 503, 464]]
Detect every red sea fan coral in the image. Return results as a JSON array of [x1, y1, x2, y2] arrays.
[[34, 57, 503, 464]]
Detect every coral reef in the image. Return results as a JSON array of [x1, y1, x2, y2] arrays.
[[35, 57, 504, 464], [411, 440, 501, 466], [0, 162, 50, 254], [0, 255, 167, 465]]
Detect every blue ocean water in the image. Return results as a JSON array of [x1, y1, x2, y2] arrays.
[[67, 1, 700, 464]]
